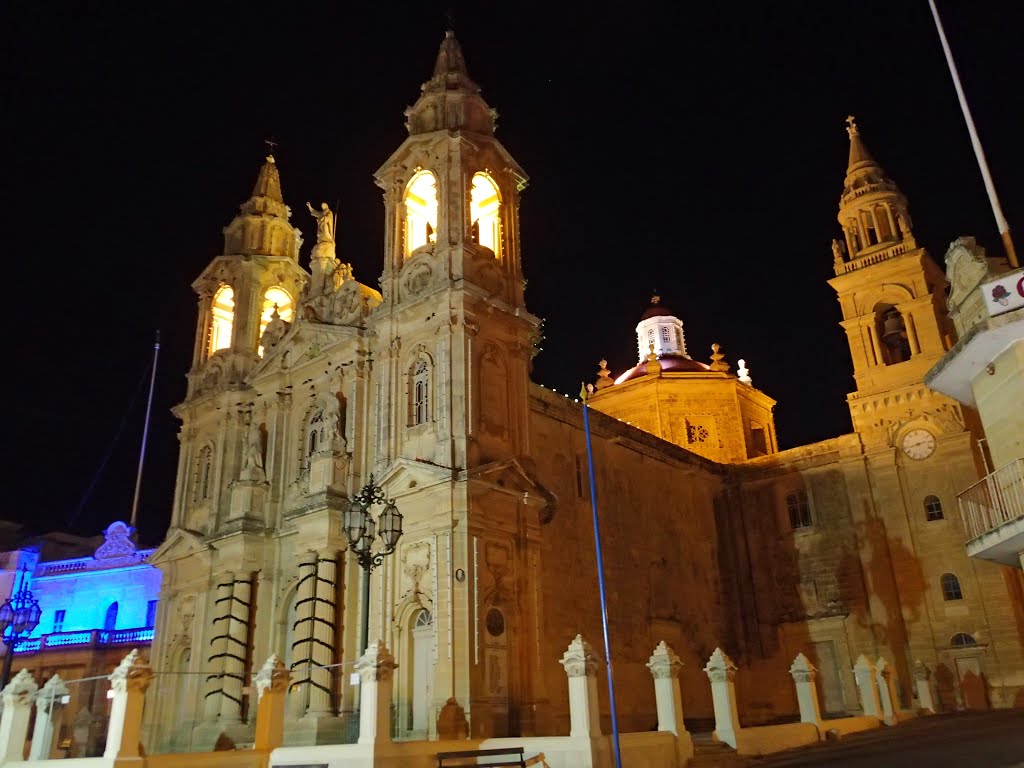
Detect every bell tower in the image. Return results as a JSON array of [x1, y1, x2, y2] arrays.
[[371, 30, 539, 471], [827, 118, 958, 446]]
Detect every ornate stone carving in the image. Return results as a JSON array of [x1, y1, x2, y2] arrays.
[[559, 634, 598, 678], [108, 649, 154, 694], [2, 668, 38, 703], [253, 654, 290, 699], [703, 647, 737, 683], [789, 652, 817, 683], [94, 521, 137, 560], [36, 673, 70, 713], [646, 641, 683, 680], [355, 640, 397, 684], [403, 261, 433, 298]]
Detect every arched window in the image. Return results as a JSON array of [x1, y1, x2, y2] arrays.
[[193, 445, 213, 502], [208, 284, 235, 356], [258, 286, 294, 357], [404, 170, 438, 258], [470, 173, 502, 257], [104, 602, 119, 631], [941, 573, 963, 601], [951, 632, 976, 647], [409, 359, 430, 426], [786, 490, 812, 529], [305, 409, 325, 470], [415, 609, 433, 628], [924, 494, 944, 521]]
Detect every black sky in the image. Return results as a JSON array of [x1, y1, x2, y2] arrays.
[[3, 2, 1022, 545]]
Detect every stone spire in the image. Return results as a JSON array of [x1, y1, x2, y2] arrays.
[[835, 117, 914, 270], [223, 155, 301, 260], [404, 30, 495, 136]]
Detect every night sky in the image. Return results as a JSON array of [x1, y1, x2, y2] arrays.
[[4, 2, 1022, 546]]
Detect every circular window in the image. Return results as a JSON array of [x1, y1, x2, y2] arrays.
[[485, 608, 505, 637]]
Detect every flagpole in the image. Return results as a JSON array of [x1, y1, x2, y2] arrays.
[[580, 384, 623, 768], [129, 331, 161, 530], [927, 0, 1018, 268]]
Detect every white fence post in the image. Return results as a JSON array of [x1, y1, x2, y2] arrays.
[[703, 648, 740, 749], [647, 641, 693, 765], [875, 657, 898, 724], [355, 640, 396, 745], [913, 660, 937, 714], [103, 649, 154, 759], [0, 669, 38, 762], [789, 653, 822, 725], [853, 655, 881, 718], [29, 674, 69, 760], [559, 634, 602, 740]]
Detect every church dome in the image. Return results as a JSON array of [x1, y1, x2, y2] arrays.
[[614, 354, 710, 384], [640, 297, 674, 321]]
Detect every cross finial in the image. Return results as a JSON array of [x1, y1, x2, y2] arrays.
[[445, 6, 456, 31], [264, 137, 279, 156], [845, 115, 858, 138]]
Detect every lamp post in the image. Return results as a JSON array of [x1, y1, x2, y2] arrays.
[[343, 475, 403, 655], [0, 565, 42, 688]]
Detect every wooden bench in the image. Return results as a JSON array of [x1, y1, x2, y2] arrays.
[[436, 746, 526, 767]]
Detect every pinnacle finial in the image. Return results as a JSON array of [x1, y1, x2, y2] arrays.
[[709, 343, 730, 372], [845, 115, 858, 138], [595, 358, 613, 390]]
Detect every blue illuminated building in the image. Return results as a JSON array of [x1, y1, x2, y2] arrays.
[[0, 521, 161, 678]]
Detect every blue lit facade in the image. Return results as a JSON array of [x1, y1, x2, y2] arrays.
[[1, 521, 161, 665]]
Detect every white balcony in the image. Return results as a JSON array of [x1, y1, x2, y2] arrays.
[[959, 458, 1024, 566]]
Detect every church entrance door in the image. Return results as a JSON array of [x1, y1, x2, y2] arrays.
[[412, 610, 433, 734]]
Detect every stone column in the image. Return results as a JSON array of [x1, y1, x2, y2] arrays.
[[559, 634, 601, 740], [219, 576, 251, 723], [104, 649, 154, 759], [306, 550, 337, 717], [647, 641, 693, 765], [853, 654, 881, 718], [29, 674, 70, 760], [204, 575, 234, 720], [913, 660, 937, 714], [355, 640, 396, 745], [253, 655, 291, 751], [884, 204, 897, 240], [0, 669, 38, 762], [789, 653, 822, 725], [289, 554, 316, 718], [703, 648, 740, 749], [875, 657, 899, 724], [867, 322, 885, 367]]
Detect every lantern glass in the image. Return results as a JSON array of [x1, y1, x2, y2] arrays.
[[0, 601, 12, 636], [344, 501, 367, 547], [356, 517, 376, 554], [379, 502, 404, 550]]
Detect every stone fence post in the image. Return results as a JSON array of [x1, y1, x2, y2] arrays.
[[0, 669, 38, 762], [647, 641, 693, 765], [355, 640, 396, 745], [29, 674, 69, 760], [559, 634, 601, 740], [853, 655, 881, 718], [703, 648, 740, 749], [253, 654, 291, 751], [913, 660, 937, 714], [103, 649, 154, 759], [789, 653, 822, 725]]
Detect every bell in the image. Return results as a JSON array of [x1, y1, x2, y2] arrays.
[[881, 312, 906, 347]]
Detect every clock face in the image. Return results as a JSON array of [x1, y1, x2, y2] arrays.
[[901, 428, 936, 460]]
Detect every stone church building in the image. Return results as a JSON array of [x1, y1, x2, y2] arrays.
[[144, 31, 1024, 751]]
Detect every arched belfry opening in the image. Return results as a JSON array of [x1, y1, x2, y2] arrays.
[[876, 304, 911, 365], [258, 286, 293, 356], [208, 284, 235, 356], [404, 170, 438, 258], [470, 172, 502, 258]]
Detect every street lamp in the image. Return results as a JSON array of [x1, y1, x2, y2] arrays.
[[0, 565, 42, 688], [343, 474, 403, 655]]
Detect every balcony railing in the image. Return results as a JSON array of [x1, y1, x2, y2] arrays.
[[11, 626, 155, 654], [959, 458, 1024, 542]]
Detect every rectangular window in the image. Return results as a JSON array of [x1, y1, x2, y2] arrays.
[[750, 423, 768, 455], [787, 490, 812, 529], [575, 455, 586, 499], [53, 609, 66, 633], [146, 600, 158, 628]]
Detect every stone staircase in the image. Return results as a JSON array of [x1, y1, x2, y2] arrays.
[[688, 734, 748, 768]]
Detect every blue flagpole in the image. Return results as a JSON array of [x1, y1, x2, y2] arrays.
[[581, 385, 623, 768]]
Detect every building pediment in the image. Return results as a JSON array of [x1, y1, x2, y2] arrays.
[[248, 322, 362, 380], [464, 457, 558, 523], [148, 527, 213, 567], [375, 458, 452, 499]]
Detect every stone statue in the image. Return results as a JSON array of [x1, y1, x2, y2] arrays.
[[243, 417, 264, 472], [306, 202, 335, 244], [260, 305, 288, 351], [897, 209, 913, 237], [831, 239, 846, 264], [331, 261, 353, 290]]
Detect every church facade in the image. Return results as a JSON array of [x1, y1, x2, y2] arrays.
[[144, 32, 1024, 752]]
